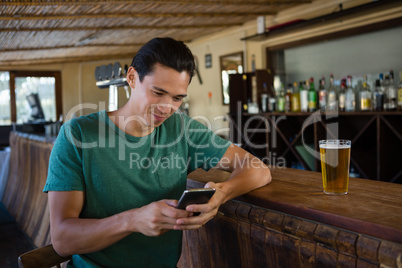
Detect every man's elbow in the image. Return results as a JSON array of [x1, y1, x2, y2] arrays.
[[259, 165, 272, 187], [265, 171, 272, 185], [51, 234, 73, 257]]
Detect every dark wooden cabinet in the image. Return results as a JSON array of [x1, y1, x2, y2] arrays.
[[228, 70, 273, 116], [228, 70, 273, 147], [230, 111, 402, 183]]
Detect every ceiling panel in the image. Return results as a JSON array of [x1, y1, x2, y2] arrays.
[[0, 0, 311, 65]]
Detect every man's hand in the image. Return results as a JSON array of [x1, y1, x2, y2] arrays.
[[173, 144, 271, 230], [173, 182, 222, 230], [49, 191, 191, 256], [130, 199, 192, 236]]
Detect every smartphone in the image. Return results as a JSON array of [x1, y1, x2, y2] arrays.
[[176, 188, 216, 216]]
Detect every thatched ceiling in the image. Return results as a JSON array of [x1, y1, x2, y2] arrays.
[[0, 0, 312, 66]]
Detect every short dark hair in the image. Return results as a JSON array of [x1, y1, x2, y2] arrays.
[[131, 37, 195, 83]]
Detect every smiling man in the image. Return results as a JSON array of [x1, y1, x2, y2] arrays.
[[44, 37, 271, 267]]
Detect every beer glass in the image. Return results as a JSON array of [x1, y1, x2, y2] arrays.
[[319, 140, 351, 195]]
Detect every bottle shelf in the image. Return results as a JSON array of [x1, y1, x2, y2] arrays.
[[243, 111, 402, 116], [229, 112, 402, 183]]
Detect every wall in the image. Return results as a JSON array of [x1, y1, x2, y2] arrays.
[[284, 26, 402, 87], [77, 59, 132, 118], [187, 28, 251, 137]]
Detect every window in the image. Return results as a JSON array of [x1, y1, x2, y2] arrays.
[[0, 72, 11, 125], [15, 76, 56, 123], [0, 71, 62, 126]]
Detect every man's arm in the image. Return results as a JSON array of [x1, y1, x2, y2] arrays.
[[174, 144, 271, 229], [212, 144, 271, 203], [48, 191, 190, 256]]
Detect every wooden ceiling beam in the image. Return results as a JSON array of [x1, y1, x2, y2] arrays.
[[0, 43, 147, 52], [0, 24, 238, 32], [1, 11, 276, 20], [0, 53, 137, 66], [1, 0, 311, 7]]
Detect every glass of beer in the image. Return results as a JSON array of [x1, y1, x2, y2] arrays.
[[319, 140, 351, 195]]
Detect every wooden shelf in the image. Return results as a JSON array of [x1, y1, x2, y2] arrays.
[[244, 111, 402, 116], [230, 112, 402, 183], [241, 0, 402, 47]]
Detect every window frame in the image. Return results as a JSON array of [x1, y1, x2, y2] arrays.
[[9, 70, 62, 123]]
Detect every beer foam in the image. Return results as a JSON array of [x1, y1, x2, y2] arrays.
[[319, 144, 350, 149]]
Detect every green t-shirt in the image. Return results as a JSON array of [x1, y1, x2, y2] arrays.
[[43, 110, 230, 268]]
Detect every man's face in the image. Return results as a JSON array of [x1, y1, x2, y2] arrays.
[[128, 63, 190, 129]]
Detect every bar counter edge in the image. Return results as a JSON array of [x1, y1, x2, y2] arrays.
[[187, 167, 402, 244]]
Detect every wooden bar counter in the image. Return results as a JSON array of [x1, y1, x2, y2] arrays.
[[1, 132, 55, 248], [179, 168, 402, 268]]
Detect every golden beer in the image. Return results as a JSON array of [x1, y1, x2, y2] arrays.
[[319, 140, 351, 195]]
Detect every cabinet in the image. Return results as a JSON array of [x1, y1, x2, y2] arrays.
[[228, 70, 273, 115], [231, 111, 402, 183], [228, 70, 272, 145]]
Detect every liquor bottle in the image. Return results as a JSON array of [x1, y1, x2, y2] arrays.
[[373, 79, 384, 111], [308, 77, 317, 112], [291, 81, 300, 112], [355, 80, 362, 111], [385, 70, 397, 111], [379, 73, 384, 89], [339, 79, 346, 112], [379, 73, 384, 85], [261, 82, 269, 112], [382, 74, 390, 110], [269, 96, 276, 112], [285, 84, 292, 112], [261, 93, 268, 112], [277, 83, 285, 112], [268, 85, 277, 112], [300, 81, 308, 112], [318, 76, 327, 111], [398, 71, 402, 111], [360, 75, 371, 111], [345, 75, 355, 112], [327, 74, 337, 111]]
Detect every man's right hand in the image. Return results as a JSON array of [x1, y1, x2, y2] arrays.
[[48, 191, 190, 257], [127, 199, 191, 236]]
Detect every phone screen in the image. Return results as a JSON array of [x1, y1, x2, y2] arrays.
[[176, 188, 215, 215]]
